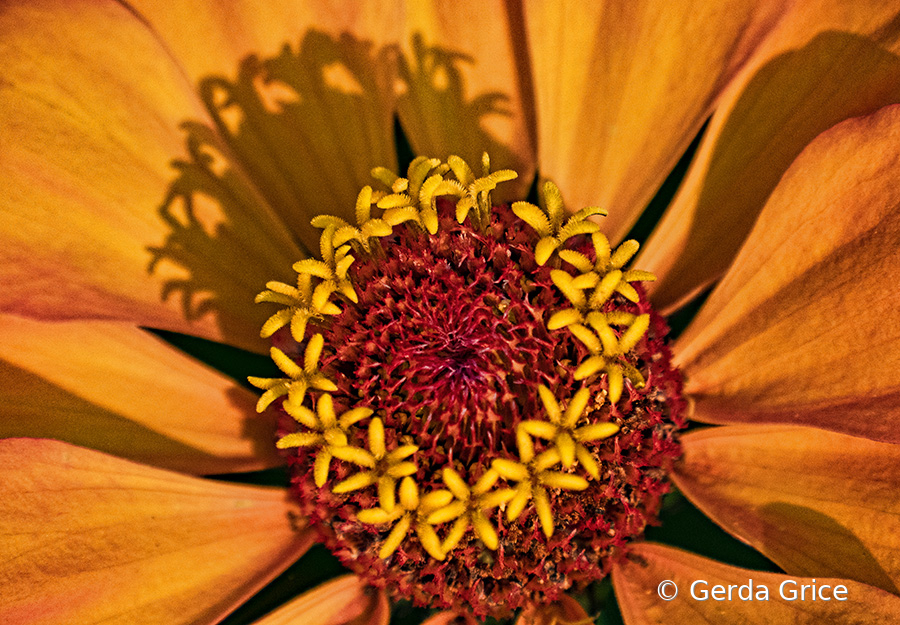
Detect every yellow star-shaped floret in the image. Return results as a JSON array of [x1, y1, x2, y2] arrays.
[[546, 233, 657, 346], [293, 226, 358, 311], [330, 417, 418, 511], [310, 185, 394, 254], [512, 181, 606, 265], [276, 393, 372, 487], [426, 467, 515, 553], [371, 156, 446, 234], [518, 386, 619, 480], [255, 272, 339, 343], [449, 153, 518, 228], [247, 333, 337, 412], [492, 428, 589, 539], [562, 313, 650, 404], [357, 476, 453, 560]]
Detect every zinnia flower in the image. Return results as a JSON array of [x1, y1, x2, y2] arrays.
[[4, 2, 900, 624]]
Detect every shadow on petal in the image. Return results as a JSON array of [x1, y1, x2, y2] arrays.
[[148, 29, 517, 352], [757, 502, 899, 595]]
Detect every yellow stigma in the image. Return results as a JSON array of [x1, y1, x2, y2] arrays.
[[331, 417, 419, 513], [275, 393, 372, 487], [512, 181, 607, 265], [357, 476, 453, 560], [247, 333, 337, 412], [519, 385, 619, 480], [426, 467, 515, 552]]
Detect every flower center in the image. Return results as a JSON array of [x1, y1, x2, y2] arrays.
[[250, 155, 686, 618]]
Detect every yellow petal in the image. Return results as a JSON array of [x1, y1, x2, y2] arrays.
[[428, 501, 467, 525], [314, 449, 333, 487], [368, 417, 386, 459], [547, 308, 583, 331], [562, 387, 591, 427], [607, 364, 624, 405], [575, 423, 620, 443], [0, 0, 301, 353], [330, 446, 376, 469], [357, 508, 398, 525], [399, 476, 420, 510], [442, 467, 471, 500], [675, 425, 900, 593], [675, 103, 900, 443], [276, 432, 324, 449], [397, 2, 535, 202], [333, 472, 377, 494], [317, 393, 337, 428], [471, 510, 499, 551], [540, 472, 589, 491], [386, 461, 418, 478], [0, 316, 280, 474], [493, 459, 529, 482], [521, 420, 559, 441], [0, 438, 313, 625], [556, 432, 576, 469], [642, 4, 900, 312], [271, 347, 303, 379], [537, 384, 563, 423], [378, 476, 396, 512], [421, 489, 455, 513], [472, 467, 500, 495], [440, 517, 470, 554], [574, 355, 607, 381], [506, 484, 532, 522], [533, 486, 555, 539], [613, 542, 900, 625], [250, 575, 389, 625], [618, 314, 650, 354], [535, 238, 560, 266], [416, 522, 446, 560], [379, 514, 412, 559], [575, 446, 600, 481], [526, 0, 790, 241]]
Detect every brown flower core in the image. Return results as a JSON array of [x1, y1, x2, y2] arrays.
[[252, 157, 685, 618]]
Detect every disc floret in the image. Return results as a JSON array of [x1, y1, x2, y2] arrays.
[[251, 153, 685, 617], [275, 393, 371, 487], [247, 333, 336, 411]]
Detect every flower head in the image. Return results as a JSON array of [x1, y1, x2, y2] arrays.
[[253, 153, 684, 617], [5, 3, 900, 625]]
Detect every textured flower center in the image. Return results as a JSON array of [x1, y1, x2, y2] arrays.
[[250, 155, 686, 618]]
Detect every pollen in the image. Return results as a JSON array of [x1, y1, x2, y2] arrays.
[[251, 154, 686, 618]]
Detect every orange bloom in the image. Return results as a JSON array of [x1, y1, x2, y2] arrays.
[[4, 1, 900, 624]]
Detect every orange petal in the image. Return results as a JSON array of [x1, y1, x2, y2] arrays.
[[674, 102, 900, 442], [0, 315, 281, 475], [0, 438, 314, 625], [614, 542, 900, 624], [673, 425, 900, 594], [514, 595, 590, 625], [130, 0, 403, 252], [642, 3, 900, 312], [128, 1, 401, 89], [250, 576, 389, 625], [525, 0, 788, 239], [0, 0, 303, 352], [396, 2, 536, 200], [422, 611, 479, 625]]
